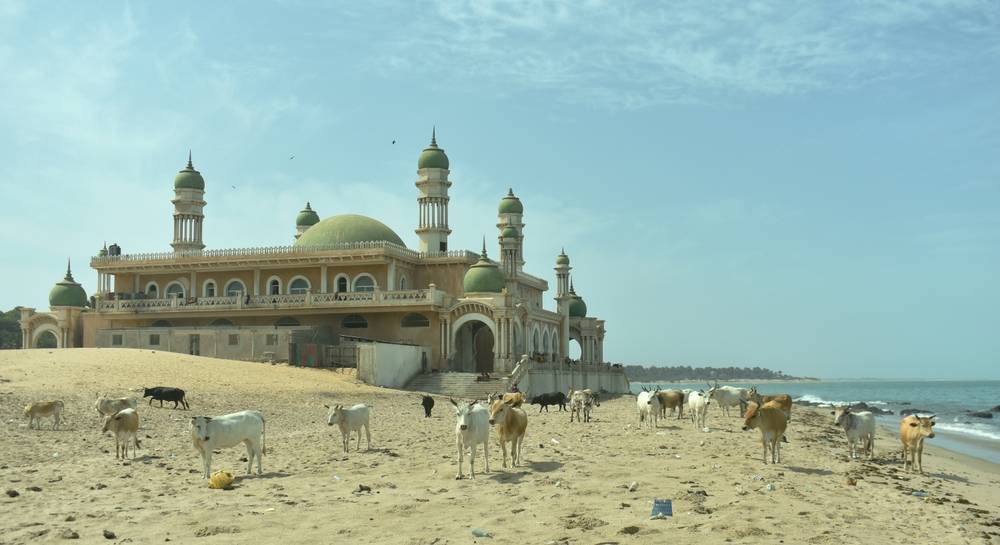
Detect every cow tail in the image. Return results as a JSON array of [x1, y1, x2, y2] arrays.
[[261, 416, 267, 455]]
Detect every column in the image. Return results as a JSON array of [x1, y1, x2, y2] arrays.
[[190, 271, 197, 298], [253, 270, 261, 296], [320, 265, 328, 293], [387, 261, 396, 291]]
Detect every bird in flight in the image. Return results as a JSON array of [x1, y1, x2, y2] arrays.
[[392, 140, 396, 145], [289, 155, 295, 160], [231, 185, 236, 190]]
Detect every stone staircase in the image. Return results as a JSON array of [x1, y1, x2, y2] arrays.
[[404, 372, 508, 400]]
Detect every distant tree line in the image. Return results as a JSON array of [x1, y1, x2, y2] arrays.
[[622, 364, 814, 382], [0, 307, 23, 349]]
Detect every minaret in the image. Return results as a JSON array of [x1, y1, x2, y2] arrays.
[[171, 151, 206, 253], [415, 128, 452, 253], [554, 250, 572, 362], [497, 188, 525, 275]]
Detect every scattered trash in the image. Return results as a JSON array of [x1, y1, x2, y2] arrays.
[[102, 529, 116, 539], [673, 454, 681, 459], [702, 427, 710, 433], [264, 508, 275, 512], [627, 481, 638, 492], [555, 481, 562, 488], [333, 475, 341, 481], [26, 486, 41, 492], [765, 483, 777, 492], [60, 529, 79, 539], [650, 499, 673, 519], [912, 491, 929, 498], [357, 484, 372, 493], [471, 528, 493, 538], [845, 477, 857, 486], [699, 441, 705, 447], [751, 474, 764, 481], [5, 489, 18, 497], [551, 438, 560, 445]]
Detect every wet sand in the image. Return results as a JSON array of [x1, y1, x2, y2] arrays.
[[1, 348, 998, 544]]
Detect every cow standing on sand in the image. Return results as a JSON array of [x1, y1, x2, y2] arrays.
[[102, 408, 140, 460], [636, 389, 661, 430], [706, 382, 750, 417], [24, 400, 64, 430], [529, 392, 567, 413], [489, 398, 528, 469], [655, 389, 685, 419], [832, 406, 876, 460], [95, 395, 139, 417], [451, 399, 490, 479], [421, 395, 435, 418], [742, 401, 788, 464], [900, 414, 936, 473], [687, 390, 711, 431], [143, 386, 189, 409], [748, 387, 792, 422], [190, 410, 266, 479], [326, 404, 372, 453]]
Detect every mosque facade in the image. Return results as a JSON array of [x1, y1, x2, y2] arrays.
[[18, 132, 606, 375]]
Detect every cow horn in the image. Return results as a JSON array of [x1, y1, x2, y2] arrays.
[[449, 398, 458, 407], [927, 414, 936, 419]]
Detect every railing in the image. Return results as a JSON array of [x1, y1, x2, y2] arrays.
[[91, 241, 478, 265], [95, 289, 442, 314]]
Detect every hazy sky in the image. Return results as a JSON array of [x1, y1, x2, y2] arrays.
[[1, 1, 997, 379]]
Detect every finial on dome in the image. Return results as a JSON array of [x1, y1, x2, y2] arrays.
[[569, 276, 576, 293], [481, 236, 488, 258], [186, 150, 194, 170], [64, 258, 74, 281], [431, 126, 437, 147], [305, 202, 312, 211]]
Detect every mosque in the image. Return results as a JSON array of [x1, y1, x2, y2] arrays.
[[18, 131, 607, 377]]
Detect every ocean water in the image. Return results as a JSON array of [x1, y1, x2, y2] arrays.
[[631, 380, 1000, 463]]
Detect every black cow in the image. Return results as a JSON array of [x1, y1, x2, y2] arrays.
[[142, 386, 189, 409], [421, 395, 435, 418], [530, 392, 568, 413]]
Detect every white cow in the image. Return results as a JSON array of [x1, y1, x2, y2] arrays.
[[688, 390, 711, 431], [325, 404, 371, 452], [706, 383, 750, 417], [95, 394, 139, 417], [832, 406, 876, 460], [569, 389, 599, 423], [451, 399, 490, 479], [190, 410, 266, 479], [636, 390, 661, 430]]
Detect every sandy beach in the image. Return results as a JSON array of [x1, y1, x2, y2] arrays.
[[1, 348, 998, 545]]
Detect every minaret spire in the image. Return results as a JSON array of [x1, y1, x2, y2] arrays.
[[186, 149, 193, 169], [481, 235, 488, 258], [431, 126, 437, 147], [64, 258, 75, 281]]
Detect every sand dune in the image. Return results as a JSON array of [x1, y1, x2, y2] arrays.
[[1, 348, 998, 544]]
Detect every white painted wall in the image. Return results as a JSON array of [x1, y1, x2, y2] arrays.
[[518, 368, 630, 397], [357, 342, 428, 388]]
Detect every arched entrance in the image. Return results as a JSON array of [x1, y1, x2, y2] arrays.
[[451, 314, 496, 373], [569, 337, 582, 361], [33, 328, 60, 348]]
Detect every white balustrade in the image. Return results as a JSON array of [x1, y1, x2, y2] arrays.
[[96, 289, 434, 314]]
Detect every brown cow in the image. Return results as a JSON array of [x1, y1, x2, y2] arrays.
[[742, 401, 788, 464], [488, 399, 528, 468], [749, 387, 792, 422], [900, 414, 935, 473], [655, 390, 685, 419], [24, 400, 64, 430]]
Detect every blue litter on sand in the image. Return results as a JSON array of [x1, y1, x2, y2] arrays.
[[650, 499, 673, 519]]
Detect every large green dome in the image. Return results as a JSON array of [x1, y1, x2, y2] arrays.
[[296, 202, 320, 227], [498, 188, 523, 214], [418, 129, 449, 170], [556, 250, 570, 266], [463, 247, 505, 294], [174, 153, 205, 190], [568, 294, 587, 318], [294, 214, 405, 247], [49, 262, 88, 308]]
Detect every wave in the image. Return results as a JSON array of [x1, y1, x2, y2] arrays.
[[934, 422, 1000, 441], [794, 394, 889, 406]]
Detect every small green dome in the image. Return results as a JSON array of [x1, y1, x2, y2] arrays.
[[463, 247, 505, 294], [49, 262, 88, 308], [98, 244, 108, 257], [498, 188, 523, 214], [418, 129, 449, 170], [296, 202, 320, 227], [501, 226, 518, 238], [174, 153, 205, 190], [294, 214, 405, 248], [568, 294, 587, 318], [556, 250, 570, 266]]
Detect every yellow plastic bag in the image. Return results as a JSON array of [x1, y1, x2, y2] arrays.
[[208, 470, 235, 489]]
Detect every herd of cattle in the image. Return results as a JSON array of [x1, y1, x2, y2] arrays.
[[19, 381, 939, 480]]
